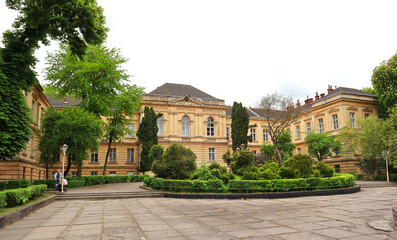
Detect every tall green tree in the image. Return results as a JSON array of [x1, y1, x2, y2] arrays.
[[305, 132, 341, 161], [0, 0, 107, 160], [382, 106, 397, 167], [260, 130, 295, 163], [257, 92, 300, 164], [371, 53, 397, 118], [39, 108, 103, 176], [231, 102, 250, 151], [337, 116, 384, 179], [44, 44, 143, 175], [137, 107, 162, 173]]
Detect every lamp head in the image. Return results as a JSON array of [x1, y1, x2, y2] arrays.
[[62, 144, 68, 155]]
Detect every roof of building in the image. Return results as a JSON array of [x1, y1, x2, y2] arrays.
[[327, 87, 375, 98], [45, 95, 81, 107], [148, 83, 219, 100]]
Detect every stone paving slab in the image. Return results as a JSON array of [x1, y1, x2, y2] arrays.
[[0, 187, 396, 239]]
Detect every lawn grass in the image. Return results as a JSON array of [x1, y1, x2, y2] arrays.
[[0, 193, 54, 216]]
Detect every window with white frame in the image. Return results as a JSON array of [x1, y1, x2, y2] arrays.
[[209, 148, 215, 161], [91, 151, 98, 162], [332, 114, 339, 130], [109, 148, 117, 163], [72, 171, 77, 177], [318, 118, 324, 133], [250, 128, 256, 141], [207, 117, 215, 136], [127, 148, 134, 163], [296, 125, 301, 139], [226, 127, 230, 141], [126, 124, 135, 138], [297, 148, 301, 154], [350, 112, 356, 128], [364, 113, 370, 119], [157, 116, 163, 135], [306, 122, 311, 134], [91, 171, 98, 176], [109, 171, 116, 175], [182, 116, 190, 136], [263, 129, 269, 142]]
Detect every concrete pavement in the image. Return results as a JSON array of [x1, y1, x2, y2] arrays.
[[0, 186, 396, 239]]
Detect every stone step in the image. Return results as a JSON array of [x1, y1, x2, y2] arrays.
[[55, 192, 164, 200]]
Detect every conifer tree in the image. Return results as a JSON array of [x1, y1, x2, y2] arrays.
[[231, 102, 250, 151], [137, 107, 162, 173]]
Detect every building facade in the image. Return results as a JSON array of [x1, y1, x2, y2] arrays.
[[1, 83, 377, 180]]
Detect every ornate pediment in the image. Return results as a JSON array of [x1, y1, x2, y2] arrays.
[[327, 108, 339, 114], [362, 107, 374, 113], [170, 95, 205, 106], [314, 112, 325, 118], [347, 106, 358, 111]]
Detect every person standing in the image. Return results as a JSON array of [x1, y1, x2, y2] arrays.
[[54, 169, 62, 191]]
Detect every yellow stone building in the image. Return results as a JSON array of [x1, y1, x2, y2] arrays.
[[1, 83, 378, 180]]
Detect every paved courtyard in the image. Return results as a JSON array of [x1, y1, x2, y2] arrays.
[[0, 187, 396, 240]]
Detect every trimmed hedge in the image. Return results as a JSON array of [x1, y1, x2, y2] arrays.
[[0, 181, 7, 191], [5, 179, 31, 190], [1, 184, 47, 208], [144, 174, 355, 193], [33, 179, 54, 189], [68, 180, 85, 188]]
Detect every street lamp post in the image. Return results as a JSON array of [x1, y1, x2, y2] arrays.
[[382, 151, 390, 183], [61, 144, 68, 192]]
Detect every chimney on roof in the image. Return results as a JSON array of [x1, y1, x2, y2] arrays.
[[304, 96, 313, 106], [287, 105, 294, 112], [315, 92, 319, 101], [296, 99, 300, 109], [327, 85, 333, 94], [320, 93, 325, 99]]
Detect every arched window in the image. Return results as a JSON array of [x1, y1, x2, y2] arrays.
[[182, 116, 190, 136], [157, 116, 163, 135], [207, 117, 214, 136]]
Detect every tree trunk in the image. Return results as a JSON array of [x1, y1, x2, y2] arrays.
[[45, 157, 49, 179], [274, 144, 283, 165], [64, 155, 72, 177], [103, 134, 113, 176], [77, 165, 82, 176]]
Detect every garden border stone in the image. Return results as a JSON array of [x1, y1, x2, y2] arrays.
[[0, 195, 55, 229], [141, 185, 360, 199]]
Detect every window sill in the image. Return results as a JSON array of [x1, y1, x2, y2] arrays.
[[89, 162, 100, 164]]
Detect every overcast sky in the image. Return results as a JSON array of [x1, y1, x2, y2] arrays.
[[1, 0, 397, 107]]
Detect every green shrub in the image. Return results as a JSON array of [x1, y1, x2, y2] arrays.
[[144, 177, 224, 193], [259, 169, 280, 180], [83, 175, 105, 186], [314, 162, 334, 177], [242, 171, 259, 180], [233, 150, 254, 172], [220, 172, 235, 184], [6, 179, 32, 189], [130, 174, 150, 182], [279, 166, 295, 179], [236, 166, 258, 176], [68, 180, 85, 188], [190, 163, 218, 181], [356, 174, 364, 180], [0, 181, 7, 191], [33, 179, 54, 189], [313, 170, 321, 178], [0, 192, 7, 208], [228, 180, 273, 193], [284, 154, 314, 178], [65, 176, 84, 181], [3, 185, 47, 207]]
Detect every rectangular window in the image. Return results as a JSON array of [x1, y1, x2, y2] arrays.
[[364, 113, 370, 119], [296, 126, 301, 139], [109, 171, 116, 175], [72, 171, 77, 177], [91, 171, 98, 176], [127, 148, 134, 163], [91, 151, 98, 163], [297, 148, 301, 154], [126, 124, 135, 138], [318, 118, 324, 133], [252, 150, 257, 155], [350, 112, 356, 128], [209, 148, 215, 162], [306, 122, 311, 134], [335, 165, 341, 174], [332, 114, 339, 130], [109, 148, 117, 163], [250, 128, 256, 141], [263, 129, 269, 142], [226, 127, 230, 141]]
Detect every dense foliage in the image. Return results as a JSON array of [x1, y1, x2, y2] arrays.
[[0, 0, 107, 160], [151, 143, 197, 179], [137, 107, 162, 173], [231, 102, 250, 151], [260, 130, 295, 162], [38, 108, 103, 176], [371, 53, 397, 118], [1, 184, 47, 208], [305, 132, 341, 161]]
